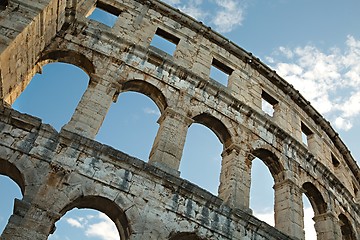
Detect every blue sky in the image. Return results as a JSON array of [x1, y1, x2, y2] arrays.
[[2, 0, 360, 239]]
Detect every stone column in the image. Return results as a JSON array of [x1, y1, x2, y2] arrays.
[[313, 212, 342, 240], [274, 179, 305, 240], [1, 198, 60, 240], [62, 73, 115, 139], [218, 144, 252, 211], [148, 108, 193, 176]]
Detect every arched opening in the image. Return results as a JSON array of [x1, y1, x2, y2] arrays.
[[180, 123, 223, 195], [192, 113, 232, 149], [39, 50, 95, 75], [250, 158, 275, 226], [49, 209, 120, 240], [302, 183, 327, 215], [96, 91, 160, 161], [0, 160, 24, 234], [249, 148, 284, 227], [251, 149, 283, 181], [302, 194, 316, 240], [180, 113, 231, 195], [50, 196, 130, 240], [339, 214, 356, 240], [12, 62, 89, 131], [121, 80, 167, 113], [0, 159, 25, 194], [302, 182, 327, 240], [0, 176, 23, 234]]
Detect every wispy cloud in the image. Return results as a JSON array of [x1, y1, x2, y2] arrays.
[[85, 213, 119, 240], [66, 218, 83, 228], [61, 213, 119, 240], [161, 0, 246, 33], [143, 107, 160, 116], [268, 35, 360, 131], [178, 0, 208, 21], [212, 0, 245, 33]]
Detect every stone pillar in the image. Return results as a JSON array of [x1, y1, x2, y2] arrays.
[[62, 74, 115, 139], [228, 70, 257, 110], [218, 144, 252, 211], [1, 198, 59, 240], [307, 134, 323, 160], [274, 179, 305, 240], [313, 212, 342, 240], [148, 108, 193, 176], [273, 102, 292, 133]]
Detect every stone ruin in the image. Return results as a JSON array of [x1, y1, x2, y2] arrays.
[[0, 0, 359, 239]]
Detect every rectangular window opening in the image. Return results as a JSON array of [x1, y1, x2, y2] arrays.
[[331, 153, 340, 167], [87, 2, 121, 27], [150, 28, 180, 56], [301, 122, 312, 146], [261, 91, 278, 117], [210, 58, 233, 86]]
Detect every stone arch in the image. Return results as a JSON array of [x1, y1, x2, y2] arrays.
[[251, 148, 284, 182], [39, 50, 95, 76], [56, 195, 131, 239], [121, 80, 168, 113], [169, 232, 206, 240], [191, 113, 232, 149], [0, 159, 25, 195], [249, 145, 290, 231], [12, 61, 90, 131], [302, 182, 327, 215], [338, 213, 356, 240], [7, 50, 93, 105]]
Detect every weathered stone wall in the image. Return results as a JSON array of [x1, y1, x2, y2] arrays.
[[0, 0, 67, 104], [0, 107, 292, 240], [0, 0, 359, 239]]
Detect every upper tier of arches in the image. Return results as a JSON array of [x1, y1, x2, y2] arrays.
[[0, 0, 359, 239]]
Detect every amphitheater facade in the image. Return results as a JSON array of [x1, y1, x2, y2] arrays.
[[0, 0, 359, 239]]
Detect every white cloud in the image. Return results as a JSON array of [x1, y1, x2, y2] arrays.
[[262, 99, 275, 116], [179, 5, 208, 21], [336, 91, 360, 118], [172, 0, 208, 21], [279, 46, 294, 59], [143, 107, 160, 116], [254, 207, 316, 239], [51, 211, 120, 240], [254, 210, 274, 226], [334, 117, 353, 131], [160, 0, 245, 33], [85, 213, 119, 240], [265, 56, 275, 64], [269, 35, 360, 131], [212, 0, 245, 33], [66, 218, 83, 228]]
